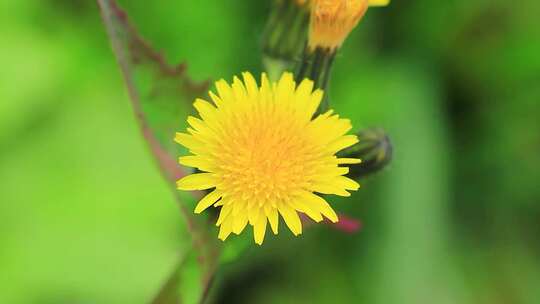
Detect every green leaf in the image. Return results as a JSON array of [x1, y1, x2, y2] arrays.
[[97, 1, 219, 303]]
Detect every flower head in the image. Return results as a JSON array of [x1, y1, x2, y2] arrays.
[[175, 72, 361, 245], [309, 0, 390, 51]]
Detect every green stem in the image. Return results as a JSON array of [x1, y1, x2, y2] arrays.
[[294, 47, 336, 113], [261, 1, 309, 79]]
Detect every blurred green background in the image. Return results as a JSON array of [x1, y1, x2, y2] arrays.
[[1, 0, 539, 303]]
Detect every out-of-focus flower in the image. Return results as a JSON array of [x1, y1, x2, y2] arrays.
[[309, 0, 390, 51], [299, 0, 389, 7], [175, 72, 361, 244]]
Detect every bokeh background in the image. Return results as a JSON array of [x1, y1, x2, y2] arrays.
[[1, 0, 539, 303]]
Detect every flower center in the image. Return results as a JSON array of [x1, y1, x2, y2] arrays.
[[215, 113, 316, 204]]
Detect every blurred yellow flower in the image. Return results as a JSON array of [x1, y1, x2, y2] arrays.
[[299, 0, 389, 7], [309, 0, 390, 51], [175, 72, 360, 245]]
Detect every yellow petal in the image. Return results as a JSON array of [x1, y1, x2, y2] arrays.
[[263, 203, 272, 216], [187, 116, 214, 136], [193, 98, 217, 122], [268, 208, 279, 235], [242, 72, 259, 97], [332, 176, 360, 191], [178, 156, 215, 172], [301, 192, 339, 223], [232, 76, 248, 102], [337, 158, 362, 165], [275, 72, 295, 105], [218, 217, 233, 241], [278, 203, 302, 236], [215, 79, 234, 104], [213, 199, 225, 207], [305, 89, 323, 120], [232, 200, 247, 216], [291, 200, 323, 223], [174, 132, 203, 151], [248, 206, 262, 225], [308, 115, 353, 145], [233, 213, 248, 235], [260, 73, 272, 97], [176, 173, 218, 190], [327, 135, 359, 152], [194, 189, 222, 214], [311, 183, 351, 197], [295, 78, 314, 108], [216, 205, 232, 226], [253, 216, 267, 245], [369, 0, 390, 7], [209, 91, 223, 108], [315, 166, 349, 176]]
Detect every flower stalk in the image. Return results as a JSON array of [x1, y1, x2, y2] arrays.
[[295, 0, 376, 113], [262, 0, 310, 80], [294, 46, 336, 113]]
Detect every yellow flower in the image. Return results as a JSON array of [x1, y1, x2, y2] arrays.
[[175, 72, 361, 245], [309, 0, 390, 51]]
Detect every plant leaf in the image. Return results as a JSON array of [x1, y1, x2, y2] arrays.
[[96, 1, 218, 303]]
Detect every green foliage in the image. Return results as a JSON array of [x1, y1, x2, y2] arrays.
[[1, 0, 539, 303]]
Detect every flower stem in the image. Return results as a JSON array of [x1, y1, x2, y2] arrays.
[[262, 0, 309, 81], [295, 47, 336, 113]]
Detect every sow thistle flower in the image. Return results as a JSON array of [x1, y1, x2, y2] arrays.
[[175, 72, 361, 245], [309, 0, 390, 51]]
